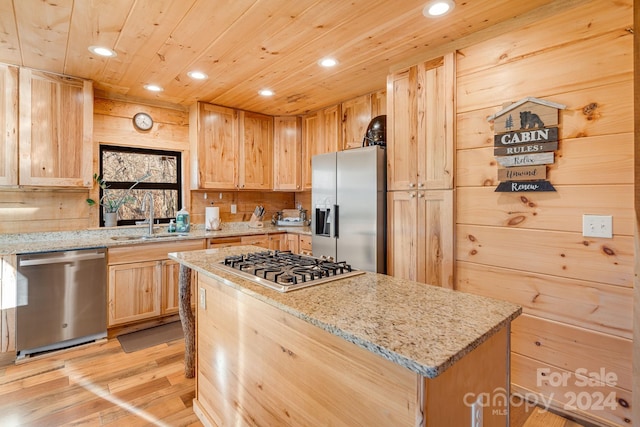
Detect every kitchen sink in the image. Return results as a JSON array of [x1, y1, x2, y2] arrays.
[[110, 236, 143, 241]]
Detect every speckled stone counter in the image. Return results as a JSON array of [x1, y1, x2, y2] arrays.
[[169, 246, 521, 378], [0, 223, 311, 255]]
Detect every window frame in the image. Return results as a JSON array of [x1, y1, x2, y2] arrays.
[[98, 145, 182, 226]]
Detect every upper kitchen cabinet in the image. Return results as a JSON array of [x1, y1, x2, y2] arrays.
[[190, 103, 273, 190], [238, 111, 273, 190], [19, 68, 93, 187], [387, 53, 454, 191], [341, 90, 386, 151], [273, 116, 302, 191], [190, 102, 238, 189], [0, 64, 18, 186], [302, 105, 341, 190]]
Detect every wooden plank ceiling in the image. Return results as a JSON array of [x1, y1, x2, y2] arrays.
[[0, 0, 557, 115]]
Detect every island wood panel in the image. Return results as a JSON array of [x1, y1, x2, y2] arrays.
[[0, 63, 17, 186], [455, 0, 631, 78], [455, 261, 632, 339], [511, 314, 631, 391], [195, 274, 419, 427], [456, 28, 632, 114], [511, 353, 631, 427], [456, 185, 633, 236], [456, 225, 633, 288], [456, 134, 633, 188], [456, 79, 634, 151]]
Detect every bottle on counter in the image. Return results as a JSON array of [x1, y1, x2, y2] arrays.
[[168, 219, 176, 233], [176, 208, 190, 232]]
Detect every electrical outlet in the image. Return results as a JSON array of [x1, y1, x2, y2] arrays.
[[582, 214, 613, 238], [199, 287, 206, 309], [231, 204, 237, 214], [471, 397, 483, 427]]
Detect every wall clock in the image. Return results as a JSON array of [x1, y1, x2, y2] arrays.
[[133, 112, 153, 131]]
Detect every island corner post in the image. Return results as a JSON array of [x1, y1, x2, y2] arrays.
[[178, 264, 195, 378]]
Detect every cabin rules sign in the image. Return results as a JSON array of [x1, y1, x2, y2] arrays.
[[487, 97, 566, 192]]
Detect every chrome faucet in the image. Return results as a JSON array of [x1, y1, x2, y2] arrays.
[[141, 192, 154, 236]]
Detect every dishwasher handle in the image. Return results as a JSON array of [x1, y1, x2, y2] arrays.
[[19, 251, 106, 267]]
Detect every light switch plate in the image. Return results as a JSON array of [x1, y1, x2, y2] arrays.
[[582, 214, 613, 238], [199, 287, 206, 309], [230, 204, 237, 214]]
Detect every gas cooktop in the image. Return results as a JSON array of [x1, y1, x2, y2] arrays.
[[217, 250, 365, 292]]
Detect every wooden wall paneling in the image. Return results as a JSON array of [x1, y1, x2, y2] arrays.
[[511, 314, 632, 391], [633, 0, 640, 423], [190, 190, 295, 224], [456, 261, 632, 339], [511, 353, 632, 427], [0, 64, 17, 186], [456, 135, 633, 188], [456, 29, 632, 113], [456, 224, 633, 287], [456, 185, 634, 235], [455, 0, 632, 79], [457, 79, 634, 151]]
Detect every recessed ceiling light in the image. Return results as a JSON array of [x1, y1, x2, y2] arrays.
[[318, 57, 338, 67], [144, 84, 164, 92], [187, 70, 208, 80], [423, 0, 455, 17], [258, 89, 274, 97], [88, 45, 117, 57]]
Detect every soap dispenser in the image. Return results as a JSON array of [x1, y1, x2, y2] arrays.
[[176, 208, 190, 232]]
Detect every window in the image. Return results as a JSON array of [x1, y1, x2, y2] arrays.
[[98, 145, 182, 226]]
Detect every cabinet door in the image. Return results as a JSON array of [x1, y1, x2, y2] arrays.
[[162, 259, 195, 315], [108, 261, 161, 326], [269, 233, 286, 251], [239, 111, 273, 190], [302, 112, 319, 190], [341, 94, 371, 150], [387, 67, 419, 191], [284, 233, 300, 254], [241, 235, 270, 249], [273, 116, 302, 191], [19, 68, 93, 187], [386, 191, 419, 280], [371, 90, 387, 118], [0, 64, 18, 186], [207, 237, 243, 248], [416, 190, 454, 288], [299, 235, 312, 256], [194, 103, 238, 189]]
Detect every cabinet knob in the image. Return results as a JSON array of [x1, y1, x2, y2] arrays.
[[409, 192, 416, 198], [418, 192, 424, 198], [408, 183, 415, 188], [418, 182, 424, 188]]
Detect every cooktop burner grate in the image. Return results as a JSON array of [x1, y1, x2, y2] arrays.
[[216, 250, 365, 292]]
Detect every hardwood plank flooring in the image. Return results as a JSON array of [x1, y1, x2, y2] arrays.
[[0, 337, 585, 426]]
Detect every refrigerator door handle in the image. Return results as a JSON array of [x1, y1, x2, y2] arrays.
[[333, 204, 339, 238]]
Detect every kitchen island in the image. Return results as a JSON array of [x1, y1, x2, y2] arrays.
[[169, 246, 521, 427]]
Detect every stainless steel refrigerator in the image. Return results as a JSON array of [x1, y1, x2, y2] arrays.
[[311, 145, 386, 273]]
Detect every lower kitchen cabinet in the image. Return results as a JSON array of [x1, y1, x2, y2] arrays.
[[240, 234, 270, 248], [387, 190, 453, 288], [162, 259, 196, 315], [299, 235, 312, 255], [107, 239, 204, 327], [284, 233, 300, 254]]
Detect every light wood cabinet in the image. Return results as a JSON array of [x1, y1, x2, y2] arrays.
[[387, 54, 454, 191], [162, 259, 196, 315], [268, 233, 286, 250], [18, 68, 93, 187], [108, 260, 162, 326], [387, 189, 453, 288], [238, 111, 273, 190], [299, 234, 312, 256], [207, 236, 243, 248], [273, 116, 302, 191], [190, 103, 274, 190], [284, 233, 300, 254], [302, 106, 341, 190], [341, 90, 386, 151], [0, 255, 17, 364], [241, 234, 270, 249], [107, 239, 204, 326], [0, 64, 18, 186], [190, 102, 238, 189]]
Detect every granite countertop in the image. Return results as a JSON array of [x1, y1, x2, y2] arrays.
[[169, 246, 522, 378], [0, 223, 311, 255]]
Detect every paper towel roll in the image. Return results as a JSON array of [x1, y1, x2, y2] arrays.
[[206, 207, 220, 230]]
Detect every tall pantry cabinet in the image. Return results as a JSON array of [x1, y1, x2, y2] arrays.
[[386, 53, 455, 288]]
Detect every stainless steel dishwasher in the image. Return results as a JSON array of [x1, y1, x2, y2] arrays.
[[16, 248, 107, 358]]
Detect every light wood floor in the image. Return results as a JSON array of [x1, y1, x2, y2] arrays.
[[0, 337, 586, 427]]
